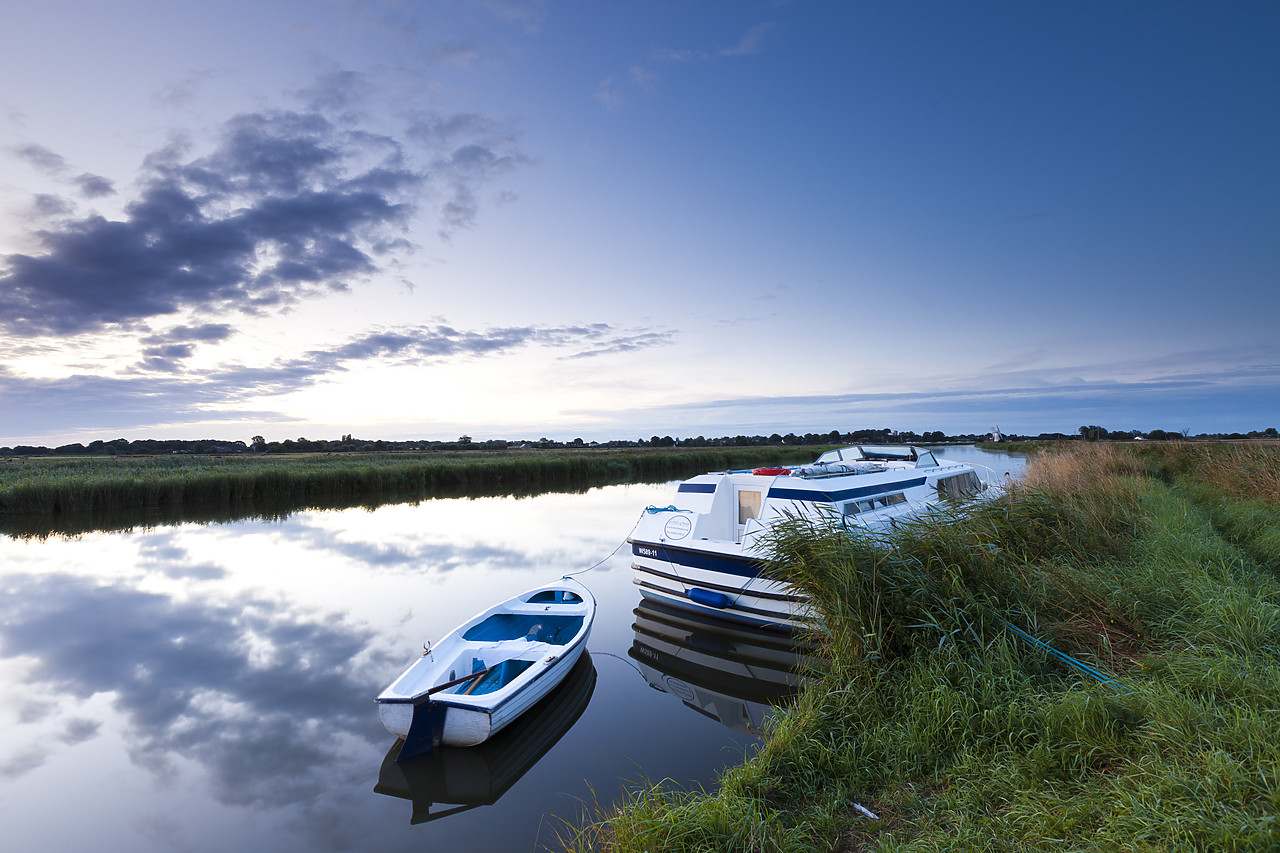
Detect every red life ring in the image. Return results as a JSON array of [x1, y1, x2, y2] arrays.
[[752, 467, 790, 476]]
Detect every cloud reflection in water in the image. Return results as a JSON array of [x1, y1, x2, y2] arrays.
[[0, 570, 385, 810]]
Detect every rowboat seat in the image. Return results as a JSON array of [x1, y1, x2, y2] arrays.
[[462, 613, 584, 644]]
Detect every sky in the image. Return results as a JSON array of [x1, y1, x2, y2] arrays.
[[2, 1, 1277, 446]]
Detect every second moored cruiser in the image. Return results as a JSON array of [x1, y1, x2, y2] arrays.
[[628, 445, 997, 631]]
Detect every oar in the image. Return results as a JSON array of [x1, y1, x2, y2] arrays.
[[425, 663, 499, 699]]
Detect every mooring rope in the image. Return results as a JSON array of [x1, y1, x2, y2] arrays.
[[562, 508, 650, 577], [1003, 620, 1126, 692]]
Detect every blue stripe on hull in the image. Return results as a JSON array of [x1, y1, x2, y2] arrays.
[[636, 588, 803, 630], [676, 476, 928, 505], [629, 541, 765, 578]]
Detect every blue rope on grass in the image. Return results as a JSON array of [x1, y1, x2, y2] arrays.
[[1003, 620, 1126, 693]]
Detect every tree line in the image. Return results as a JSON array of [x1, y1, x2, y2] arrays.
[[2, 425, 1276, 457]]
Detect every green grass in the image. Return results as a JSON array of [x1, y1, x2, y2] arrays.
[[0, 446, 831, 537], [556, 443, 1280, 852]]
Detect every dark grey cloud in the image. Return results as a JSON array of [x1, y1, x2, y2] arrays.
[[1, 93, 527, 337], [8, 144, 115, 198], [141, 322, 237, 345], [31, 193, 73, 217], [11, 143, 67, 173], [72, 172, 115, 198], [136, 322, 238, 370], [59, 717, 102, 745]]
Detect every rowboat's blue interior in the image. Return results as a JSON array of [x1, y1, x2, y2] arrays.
[[456, 658, 535, 695], [462, 614, 584, 644]]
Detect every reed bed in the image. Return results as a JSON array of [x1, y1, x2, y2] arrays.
[[0, 446, 828, 537], [558, 443, 1280, 852]]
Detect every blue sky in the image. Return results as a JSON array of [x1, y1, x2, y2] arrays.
[[2, 1, 1277, 445]]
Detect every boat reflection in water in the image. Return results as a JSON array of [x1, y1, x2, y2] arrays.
[[375, 652, 597, 824], [628, 599, 819, 736]]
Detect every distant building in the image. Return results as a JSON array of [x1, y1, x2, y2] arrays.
[[988, 425, 1004, 442]]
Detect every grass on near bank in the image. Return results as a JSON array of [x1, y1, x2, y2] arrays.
[[557, 442, 1280, 852]]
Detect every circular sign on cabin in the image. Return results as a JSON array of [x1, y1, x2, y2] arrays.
[[664, 515, 692, 539]]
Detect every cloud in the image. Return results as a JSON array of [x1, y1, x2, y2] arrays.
[[1, 92, 527, 337], [11, 143, 67, 173], [31, 193, 74, 217], [8, 144, 115, 197], [405, 112, 528, 238], [0, 322, 673, 440], [132, 324, 235, 372], [574, 356, 1280, 437], [72, 173, 115, 198], [718, 23, 775, 57], [594, 76, 627, 109], [217, 322, 670, 388], [563, 330, 676, 359], [141, 323, 238, 345], [608, 22, 776, 105]]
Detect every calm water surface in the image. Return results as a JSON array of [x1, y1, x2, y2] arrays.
[[0, 446, 1024, 852]]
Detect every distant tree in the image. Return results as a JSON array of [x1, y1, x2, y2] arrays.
[[1079, 425, 1109, 442]]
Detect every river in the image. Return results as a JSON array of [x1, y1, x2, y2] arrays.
[[0, 445, 1025, 852]]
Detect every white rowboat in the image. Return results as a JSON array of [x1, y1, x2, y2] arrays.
[[376, 577, 595, 759]]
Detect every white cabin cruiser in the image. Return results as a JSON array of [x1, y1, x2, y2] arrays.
[[628, 446, 995, 631]]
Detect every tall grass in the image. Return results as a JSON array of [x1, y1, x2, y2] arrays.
[[0, 446, 830, 538], [558, 443, 1280, 852]]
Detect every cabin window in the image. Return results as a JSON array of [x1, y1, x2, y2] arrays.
[[937, 472, 981, 498], [845, 494, 906, 515], [915, 451, 938, 468], [738, 490, 763, 523]]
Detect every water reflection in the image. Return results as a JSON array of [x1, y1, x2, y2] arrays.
[[629, 600, 819, 736], [0, 448, 1020, 852], [375, 653, 597, 824], [0, 566, 388, 809], [0, 480, 759, 853]]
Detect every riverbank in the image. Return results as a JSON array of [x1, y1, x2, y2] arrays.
[[0, 446, 832, 537], [559, 442, 1280, 851]]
